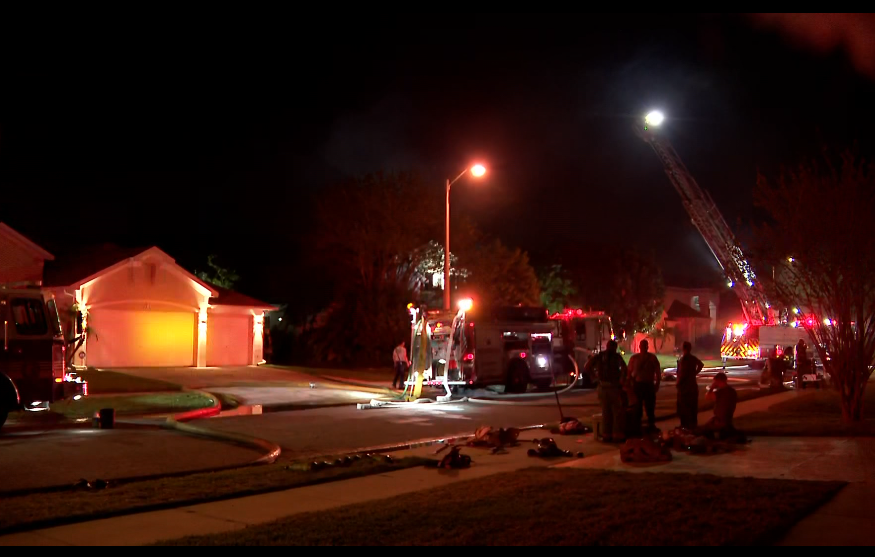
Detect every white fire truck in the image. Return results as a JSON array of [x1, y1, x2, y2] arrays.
[[407, 301, 558, 395]]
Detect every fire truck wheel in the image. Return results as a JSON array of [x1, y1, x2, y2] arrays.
[[505, 361, 530, 394]]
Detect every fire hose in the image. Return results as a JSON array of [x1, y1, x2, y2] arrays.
[[466, 355, 583, 405]]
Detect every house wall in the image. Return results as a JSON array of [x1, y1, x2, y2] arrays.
[[0, 238, 46, 285]]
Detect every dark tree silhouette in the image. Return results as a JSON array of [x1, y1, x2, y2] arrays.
[[753, 149, 875, 423]]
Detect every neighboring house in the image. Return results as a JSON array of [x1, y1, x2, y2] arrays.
[[0, 222, 55, 285], [43, 244, 277, 369], [663, 286, 719, 337], [664, 300, 712, 348]]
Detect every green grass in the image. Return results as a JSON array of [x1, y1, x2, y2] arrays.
[[267, 364, 394, 384], [622, 353, 723, 370], [153, 468, 844, 546], [74, 369, 183, 394], [735, 387, 875, 436], [0, 456, 434, 535], [49, 391, 217, 420]]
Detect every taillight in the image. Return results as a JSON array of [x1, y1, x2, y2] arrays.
[[52, 343, 66, 378], [464, 353, 474, 362]]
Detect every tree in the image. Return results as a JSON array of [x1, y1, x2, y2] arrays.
[[456, 238, 541, 307], [608, 248, 665, 336], [306, 171, 442, 365], [538, 264, 577, 314], [752, 149, 875, 423], [195, 255, 240, 289]]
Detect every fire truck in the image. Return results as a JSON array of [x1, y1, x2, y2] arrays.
[[549, 308, 615, 388], [0, 283, 88, 429], [408, 301, 557, 395], [637, 111, 825, 384]]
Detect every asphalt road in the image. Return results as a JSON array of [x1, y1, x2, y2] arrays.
[[0, 365, 763, 492], [0, 427, 262, 493]]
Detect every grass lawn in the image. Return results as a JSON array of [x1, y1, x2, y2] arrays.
[[154, 468, 844, 546], [74, 369, 183, 394], [0, 456, 434, 535], [735, 387, 875, 436], [49, 391, 217, 420], [623, 353, 724, 370], [267, 364, 394, 384]]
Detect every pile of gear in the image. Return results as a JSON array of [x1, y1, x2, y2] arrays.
[[528, 437, 584, 459], [620, 433, 672, 464], [549, 418, 591, 436], [665, 427, 750, 456]]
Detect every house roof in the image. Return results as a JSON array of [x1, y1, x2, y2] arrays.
[[666, 300, 711, 321], [44, 243, 275, 310], [208, 284, 278, 310], [43, 244, 149, 288], [0, 223, 55, 261]]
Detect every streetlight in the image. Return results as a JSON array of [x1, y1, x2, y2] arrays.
[[644, 110, 664, 129], [445, 164, 487, 310]]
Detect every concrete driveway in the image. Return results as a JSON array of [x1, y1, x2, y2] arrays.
[[111, 366, 385, 408]]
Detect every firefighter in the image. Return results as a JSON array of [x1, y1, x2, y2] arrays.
[[392, 341, 410, 390], [795, 339, 813, 389], [676, 341, 704, 430], [629, 339, 661, 433], [585, 339, 628, 443]]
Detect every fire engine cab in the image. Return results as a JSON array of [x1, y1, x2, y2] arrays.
[[0, 283, 87, 429]]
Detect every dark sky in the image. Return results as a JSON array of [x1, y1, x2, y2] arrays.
[[1, 14, 874, 303]]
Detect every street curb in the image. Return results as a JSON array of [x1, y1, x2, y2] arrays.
[[171, 390, 223, 422]]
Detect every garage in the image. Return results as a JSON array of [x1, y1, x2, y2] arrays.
[[86, 308, 196, 368], [207, 313, 251, 366]]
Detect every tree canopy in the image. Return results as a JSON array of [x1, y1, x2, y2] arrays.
[[753, 149, 875, 422]]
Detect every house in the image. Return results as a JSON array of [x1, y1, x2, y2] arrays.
[[0, 222, 55, 285], [663, 285, 719, 338], [41, 244, 277, 369]]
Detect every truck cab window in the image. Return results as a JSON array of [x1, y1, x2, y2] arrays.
[[11, 298, 48, 336]]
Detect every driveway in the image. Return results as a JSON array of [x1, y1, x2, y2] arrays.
[[111, 366, 385, 408]]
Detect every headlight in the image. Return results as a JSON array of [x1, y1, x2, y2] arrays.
[[536, 355, 549, 368]]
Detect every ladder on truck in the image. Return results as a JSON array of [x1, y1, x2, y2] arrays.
[[636, 124, 775, 329]]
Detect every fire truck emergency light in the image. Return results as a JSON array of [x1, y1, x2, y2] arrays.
[[458, 298, 473, 312]]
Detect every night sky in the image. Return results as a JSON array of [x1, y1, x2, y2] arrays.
[[1, 14, 874, 304]]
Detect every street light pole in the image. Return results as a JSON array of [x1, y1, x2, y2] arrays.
[[444, 164, 487, 311], [445, 176, 452, 311]]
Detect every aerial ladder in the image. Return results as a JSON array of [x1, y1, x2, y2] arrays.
[[636, 111, 777, 362]]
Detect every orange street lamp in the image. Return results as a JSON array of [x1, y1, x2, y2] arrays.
[[445, 164, 487, 310]]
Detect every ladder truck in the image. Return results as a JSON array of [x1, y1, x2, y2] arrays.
[[635, 111, 779, 365]]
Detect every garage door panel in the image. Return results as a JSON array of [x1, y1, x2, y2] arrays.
[[87, 309, 195, 368], [207, 314, 250, 366]]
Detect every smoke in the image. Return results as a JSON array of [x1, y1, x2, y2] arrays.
[[748, 13, 875, 79], [320, 93, 422, 177]]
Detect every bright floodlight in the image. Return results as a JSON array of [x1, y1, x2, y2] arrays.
[[644, 110, 664, 128], [458, 298, 473, 312], [470, 164, 486, 177]]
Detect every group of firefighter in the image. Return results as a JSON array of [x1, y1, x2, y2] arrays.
[[585, 339, 739, 444]]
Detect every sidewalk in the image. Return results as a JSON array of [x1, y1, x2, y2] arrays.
[[2, 389, 870, 546]]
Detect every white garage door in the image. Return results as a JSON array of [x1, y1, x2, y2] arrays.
[[207, 313, 251, 366], [86, 309, 196, 368]]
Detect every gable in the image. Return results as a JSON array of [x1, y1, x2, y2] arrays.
[[0, 223, 54, 285]]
